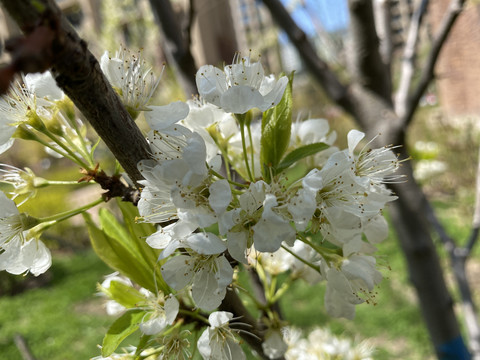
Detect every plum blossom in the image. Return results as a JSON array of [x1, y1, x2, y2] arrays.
[[324, 246, 383, 319], [0, 192, 51, 276], [160, 232, 233, 311], [196, 54, 288, 114], [197, 311, 246, 360], [100, 47, 160, 116], [139, 291, 179, 335], [0, 80, 36, 154]]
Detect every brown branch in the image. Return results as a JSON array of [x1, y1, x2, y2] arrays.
[[347, 0, 392, 102], [0, 0, 151, 185], [148, 0, 197, 97], [394, 0, 429, 118], [261, 0, 354, 114], [402, 0, 467, 127]]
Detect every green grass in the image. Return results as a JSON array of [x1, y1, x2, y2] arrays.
[[0, 251, 112, 360]]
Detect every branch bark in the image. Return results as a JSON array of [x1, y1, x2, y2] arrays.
[[148, 0, 198, 97], [0, 0, 150, 185], [261, 0, 354, 114], [347, 0, 392, 102]]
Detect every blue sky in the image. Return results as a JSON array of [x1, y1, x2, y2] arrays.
[[280, 0, 349, 34]]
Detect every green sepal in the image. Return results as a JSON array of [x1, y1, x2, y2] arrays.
[[100, 280, 145, 309], [276, 142, 330, 173], [260, 72, 294, 182], [101, 309, 146, 357]]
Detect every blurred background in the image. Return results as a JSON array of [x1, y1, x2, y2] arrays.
[[1, 0, 479, 359]]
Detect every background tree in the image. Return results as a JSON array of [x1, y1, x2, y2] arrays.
[[261, 0, 478, 358]]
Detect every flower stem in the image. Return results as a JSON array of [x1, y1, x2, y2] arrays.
[[37, 197, 104, 225], [240, 124, 254, 182], [281, 244, 320, 273]]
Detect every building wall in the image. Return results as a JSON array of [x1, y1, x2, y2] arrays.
[[429, 1, 480, 115]]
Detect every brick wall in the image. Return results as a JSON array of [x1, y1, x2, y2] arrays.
[[429, 1, 480, 115]]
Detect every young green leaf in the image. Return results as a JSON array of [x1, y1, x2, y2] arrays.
[[84, 212, 157, 292], [103, 280, 145, 309], [102, 309, 145, 356], [260, 72, 294, 181], [276, 142, 330, 173]]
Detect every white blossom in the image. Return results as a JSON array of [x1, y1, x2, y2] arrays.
[[196, 54, 288, 114], [197, 311, 246, 360], [101, 47, 160, 115], [0, 192, 50, 276], [160, 232, 233, 311], [139, 291, 179, 335]]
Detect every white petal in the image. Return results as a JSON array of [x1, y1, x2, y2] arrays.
[[209, 180, 232, 214], [208, 311, 233, 327], [220, 86, 264, 114], [100, 51, 123, 88], [186, 232, 226, 255], [0, 191, 20, 217], [259, 75, 289, 111], [347, 130, 365, 156], [196, 65, 225, 107], [184, 133, 208, 177], [192, 266, 226, 311], [21, 239, 52, 276], [161, 255, 194, 290], [25, 72, 63, 101], [363, 214, 389, 244], [145, 101, 190, 131], [165, 295, 180, 325], [253, 195, 295, 252], [197, 328, 213, 358], [139, 315, 168, 335], [226, 231, 248, 264]]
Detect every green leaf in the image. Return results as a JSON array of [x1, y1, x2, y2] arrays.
[[102, 309, 145, 356], [276, 142, 330, 173], [260, 72, 294, 182], [84, 212, 156, 292], [104, 280, 145, 309], [116, 199, 169, 293]]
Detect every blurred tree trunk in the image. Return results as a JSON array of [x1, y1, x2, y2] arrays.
[[262, 0, 471, 358]]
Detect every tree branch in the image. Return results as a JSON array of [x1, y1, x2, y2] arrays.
[[373, 0, 393, 69], [394, 0, 429, 118], [401, 0, 467, 127], [148, 0, 197, 97], [467, 144, 480, 255], [0, 0, 151, 185], [261, 0, 354, 113], [347, 0, 392, 102]]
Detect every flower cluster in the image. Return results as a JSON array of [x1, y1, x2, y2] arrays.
[[0, 49, 401, 360]]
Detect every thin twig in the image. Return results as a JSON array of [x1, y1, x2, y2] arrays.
[[261, 0, 353, 112], [402, 0, 467, 127], [14, 334, 36, 360], [394, 0, 429, 118]]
